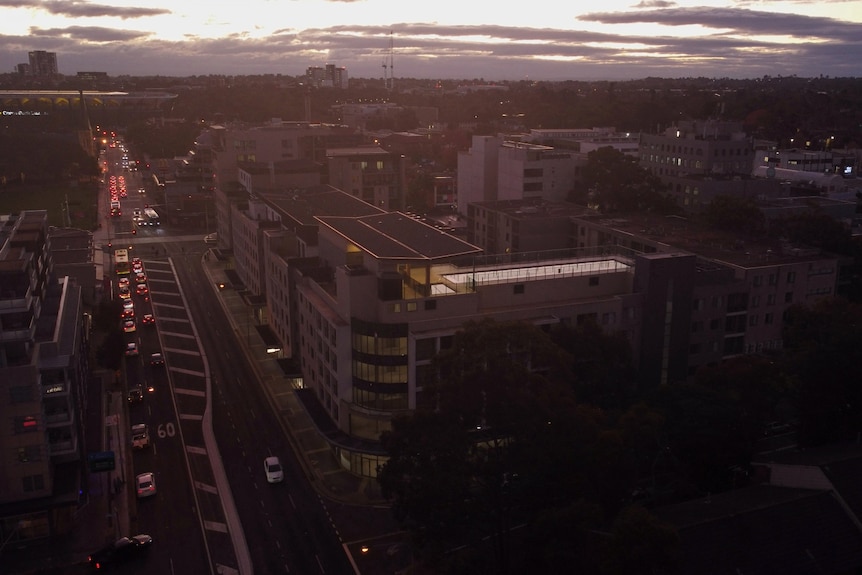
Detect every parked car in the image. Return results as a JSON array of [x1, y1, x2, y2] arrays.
[[88, 534, 153, 570]]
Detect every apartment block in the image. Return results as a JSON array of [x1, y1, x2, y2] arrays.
[[27, 51, 58, 76], [456, 136, 581, 215], [0, 211, 88, 544], [204, 120, 364, 249], [325, 146, 407, 211]]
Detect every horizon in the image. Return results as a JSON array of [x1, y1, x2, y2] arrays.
[[2, 1, 861, 82]]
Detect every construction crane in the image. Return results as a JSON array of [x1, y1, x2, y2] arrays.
[[382, 30, 394, 92]]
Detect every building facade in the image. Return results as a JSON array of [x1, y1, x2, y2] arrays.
[[0, 211, 88, 546], [27, 51, 58, 76], [325, 147, 407, 211]]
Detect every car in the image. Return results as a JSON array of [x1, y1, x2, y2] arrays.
[[127, 384, 143, 404], [132, 257, 142, 265], [132, 263, 144, 273], [121, 308, 135, 319], [131, 424, 150, 449], [123, 319, 136, 333], [136, 472, 156, 498], [135, 273, 147, 284], [141, 314, 155, 325], [204, 232, 218, 245], [264, 456, 284, 483], [118, 277, 130, 287], [88, 534, 153, 569], [150, 352, 164, 367], [138, 187, 146, 194], [122, 299, 134, 311], [125, 342, 139, 356], [119, 286, 131, 300], [136, 284, 149, 296]]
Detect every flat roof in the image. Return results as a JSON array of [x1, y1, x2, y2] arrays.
[[317, 212, 483, 261], [261, 186, 384, 226]]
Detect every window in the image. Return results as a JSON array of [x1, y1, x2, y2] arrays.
[[15, 415, 39, 433], [768, 273, 777, 286], [751, 295, 760, 308], [10, 385, 34, 403], [710, 319, 720, 330], [22, 474, 45, 492], [514, 284, 525, 294], [765, 313, 774, 325], [787, 271, 796, 284], [753, 275, 763, 287], [424, 300, 437, 311], [767, 294, 776, 305], [691, 320, 704, 333], [416, 338, 436, 361], [749, 314, 759, 326], [785, 292, 793, 303]]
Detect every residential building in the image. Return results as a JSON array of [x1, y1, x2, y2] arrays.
[[640, 120, 754, 180], [325, 146, 407, 211], [467, 198, 590, 254], [205, 120, 364, 249], [27, 51, 58, 76], [457, 136, 581, 215], [306, 64, 348, 89], [0, 210, 88, 545]]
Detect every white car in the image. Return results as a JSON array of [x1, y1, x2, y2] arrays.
[[136, 472, 156, 498], [264, 456, 284, 483]]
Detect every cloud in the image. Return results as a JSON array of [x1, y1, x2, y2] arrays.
[[29, 25, 150, 42], [633, 0, 677, 7], [579, 6, 862, 41], [2, 8, 861, 81]]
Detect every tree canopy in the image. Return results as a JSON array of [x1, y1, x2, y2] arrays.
[[572, 146, 677, 214]]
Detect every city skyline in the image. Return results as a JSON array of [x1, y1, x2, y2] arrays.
[[1, 0, 861, 81]]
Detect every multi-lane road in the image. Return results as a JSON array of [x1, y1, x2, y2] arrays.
[[101, 142, 358, 574]]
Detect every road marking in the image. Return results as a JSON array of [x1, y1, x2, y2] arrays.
[[187, 445, 207, 455], [180, 413, 203, 421], [203, 520, 228, 533], [174, 387, 206, 397], [195, 481, 218, 494], [170, 367, 206, 377]]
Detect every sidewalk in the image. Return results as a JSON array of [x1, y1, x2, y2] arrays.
[[201, 251, 386, 507]]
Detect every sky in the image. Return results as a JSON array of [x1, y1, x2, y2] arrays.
[[1, 0, 861, 81]]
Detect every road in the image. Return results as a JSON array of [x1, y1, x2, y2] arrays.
[[171, 250, 355, 575], [103, 141, 356, 574]]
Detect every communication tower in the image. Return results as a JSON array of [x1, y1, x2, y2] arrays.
[[382, 30, 394, 92]]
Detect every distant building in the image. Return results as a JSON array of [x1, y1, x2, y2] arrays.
[[457, 136, 581, 215], [27, 51, 58, 76], [305, 64, 348, 89]]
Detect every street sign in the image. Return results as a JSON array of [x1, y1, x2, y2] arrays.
[[88, 451, 115, 472]]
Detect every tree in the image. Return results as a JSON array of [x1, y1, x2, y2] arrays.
[[771, 211, 853, 254], [702, 195, 765, 236], [379, 319, 603, 572], [782, 298, 862, 445], [573, 147, 677, 214], [549, 319, 637, 409]]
